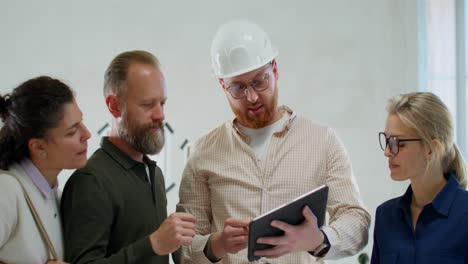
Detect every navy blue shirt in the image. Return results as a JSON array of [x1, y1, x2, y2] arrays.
[[371, 173, 468, 264]]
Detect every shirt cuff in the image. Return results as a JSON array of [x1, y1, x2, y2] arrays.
[[319, 226, 339, 259], [190, 234, 222, 263], [128, 236, 158, 262]]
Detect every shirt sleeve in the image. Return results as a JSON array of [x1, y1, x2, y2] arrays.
[[465, 246, 468, 264], [0, 175, 19, 247], [319, 127, 371, 259], [176, 148, 220, 264], [370, 215, 380, 264], [60, 171, 156, 264], [370, 205, 384, 264]]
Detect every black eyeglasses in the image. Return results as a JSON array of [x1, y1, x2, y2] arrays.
[[378, 132, 422, 155], [226, 72, 271, 99]]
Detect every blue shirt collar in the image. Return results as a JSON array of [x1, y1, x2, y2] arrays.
[[398, 172, 460, 217]]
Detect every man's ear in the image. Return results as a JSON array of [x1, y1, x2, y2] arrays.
[[28, 138, 47, 159], [218, 78, 226, 90], [271, 59, 279, 80], [106, 95, 122, 118]]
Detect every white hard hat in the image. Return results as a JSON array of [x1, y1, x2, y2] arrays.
[[211, 19, 278, 79]]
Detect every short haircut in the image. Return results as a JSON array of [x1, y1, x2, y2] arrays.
[[103, 50, 160, 98]]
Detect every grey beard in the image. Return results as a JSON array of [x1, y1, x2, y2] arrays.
[[118, 125, 165, 155]]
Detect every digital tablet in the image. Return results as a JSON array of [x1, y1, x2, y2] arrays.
[[247, 185, 328, 261]]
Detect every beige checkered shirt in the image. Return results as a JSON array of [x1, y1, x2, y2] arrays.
[[177, 106, 370, 263]]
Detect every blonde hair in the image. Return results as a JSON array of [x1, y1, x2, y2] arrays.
[[103, 50, 160, 98], [386, 92, 467, 188]]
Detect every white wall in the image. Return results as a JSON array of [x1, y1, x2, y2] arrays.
[[0, 0, 419, 262]]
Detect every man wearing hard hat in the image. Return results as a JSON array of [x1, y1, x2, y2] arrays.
[[177, 19, 370, 263]]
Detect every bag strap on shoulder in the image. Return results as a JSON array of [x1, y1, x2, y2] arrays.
[[1, 170, 59, 260]]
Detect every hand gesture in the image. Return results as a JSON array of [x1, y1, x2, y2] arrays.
[[150, 212, 197, 255], [209, 218, 250, 259], [254, 206, 324, 258]]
